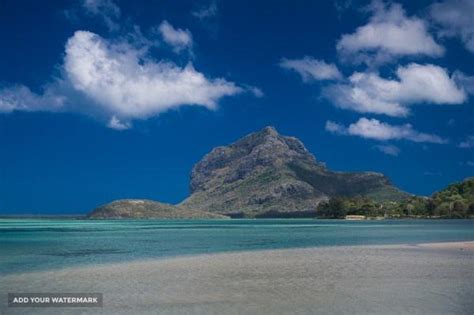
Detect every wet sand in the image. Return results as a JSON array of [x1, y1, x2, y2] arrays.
[[413, 241, 474, 250], [1, 242, 473, 315]]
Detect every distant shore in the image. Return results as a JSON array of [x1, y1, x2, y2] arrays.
[[1, 215, 472, 220], [1, 241, 473, 314]]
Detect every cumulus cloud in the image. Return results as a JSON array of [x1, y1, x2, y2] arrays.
[[323, 63, 466, 117], [64, 31, 240, 119], [82, 0, 121, 31], [337, 1, 444, 65], [158, 21, 193, 53], [374, 144, 400, 156], [429, 0, 474, 53], [279, 57, 342, 81], [192, 1, 218, 20], [458, 135, 474, 148], [325, 118, 447, 143], [0, 30, 243, 129]]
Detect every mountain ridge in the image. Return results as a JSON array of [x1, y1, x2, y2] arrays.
[[88, 199, 228, 219], [89, 126, 409, 219]]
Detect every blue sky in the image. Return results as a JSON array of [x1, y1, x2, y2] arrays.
[[0, 0, 473, 214]]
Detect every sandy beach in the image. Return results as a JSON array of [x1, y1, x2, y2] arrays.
[[1, 242, 473, 315]]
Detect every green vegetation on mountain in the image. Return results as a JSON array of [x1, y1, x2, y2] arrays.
[[318, 177, 474, 219], [180, 126, 408, 217], [88, 127, 470, 219]]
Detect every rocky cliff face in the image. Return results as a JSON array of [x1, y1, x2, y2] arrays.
[[88, 199, 228, 219], [180, 126, 407, 217]]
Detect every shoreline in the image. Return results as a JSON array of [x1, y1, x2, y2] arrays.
[[1, 216, 473, 220], [2, 240, 474, 277], [1, 241, 473, 314], [409, 241, 474, 250]]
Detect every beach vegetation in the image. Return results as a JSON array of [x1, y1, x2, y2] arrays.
[[317, 177, 474, 219]]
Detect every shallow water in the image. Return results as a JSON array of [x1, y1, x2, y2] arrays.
[[1, 219, 473, 275]]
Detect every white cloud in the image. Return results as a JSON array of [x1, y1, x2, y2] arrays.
[[0, 30, 243, 129], [323, 80, 409, 117], [0, 85, 65, 113], [325, 120, 347, 134], [192, 1, 218, 20], [158, 21, 193, 53], [64, 30, 240, 119], [326, 118, 447, 144], [107, 116, 131, 130], [279, 57, 342, 81], [337, 1, 444, 65], [459, 135, 474, 148], [323, 63, 466, 117], [374, 144, 400, 156], [82, 0, 121, 32], [429, 0, 474, 53]]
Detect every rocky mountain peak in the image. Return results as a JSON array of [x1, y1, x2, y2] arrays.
[[260, 126, 279, 137], [248, 126, 313, 157]]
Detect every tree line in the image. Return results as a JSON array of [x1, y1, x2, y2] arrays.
[[317, 177, 474, 219]]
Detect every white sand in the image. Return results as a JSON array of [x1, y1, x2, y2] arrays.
[[1, 242, 473, 315]]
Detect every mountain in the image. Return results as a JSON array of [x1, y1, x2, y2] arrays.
[[180, 126, 408, 217], [88, 199, 228, 219]]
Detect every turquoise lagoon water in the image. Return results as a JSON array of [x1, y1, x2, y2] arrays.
[[0, 219, 473, 275]]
